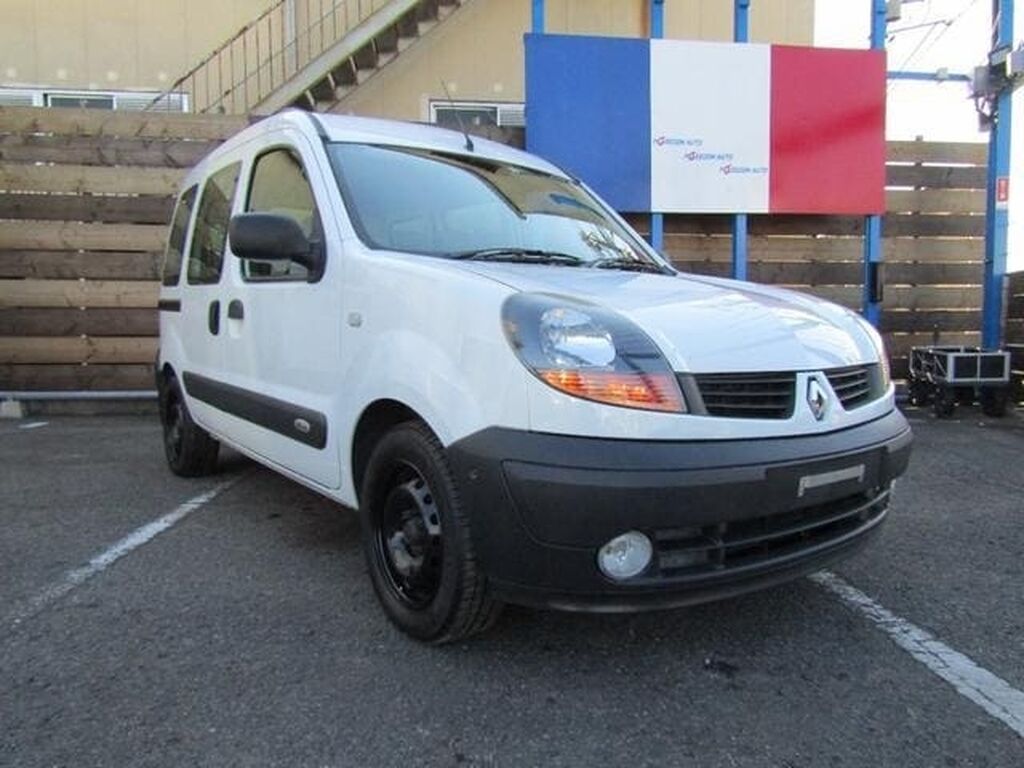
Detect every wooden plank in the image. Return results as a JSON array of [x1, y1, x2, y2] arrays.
[[886, 189, 985, 214], [670, 262, 984, 290], [0, 134, 219, 167], [657, 213, 983, 238], [887, 165, 987, 189], [0, 221, 165, 251], [881, 309, 981, 333], [0, 279, 158, 308], [886, 141, 987, 165], [0, 363, 154, 391], [0, 250, 161, 280], [0, 106, 248, 141], [0, 193, 173, 224], [0, 164, 185, 195], [0, 308, 158, 336], [1007, 271, 1024, 296], [806, 285, 980, 308], [0, 336, 158, 364], [658, 233, 983, 263]]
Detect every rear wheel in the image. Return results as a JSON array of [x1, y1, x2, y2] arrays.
[[359, 421, 501, 643], [159, 373, 219, 477]]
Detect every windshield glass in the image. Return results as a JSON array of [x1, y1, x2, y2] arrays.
[[326, 143, 666, 269]]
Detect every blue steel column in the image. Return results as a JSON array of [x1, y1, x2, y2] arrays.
[[731, 0, 750, 280], [863, 0, 887, 326], [650, 0, 665, 251], [982, 0, 1014, 349], [532, 0, 544, 34]]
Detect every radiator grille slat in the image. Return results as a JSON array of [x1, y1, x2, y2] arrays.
[[692, 372, 796, 419]]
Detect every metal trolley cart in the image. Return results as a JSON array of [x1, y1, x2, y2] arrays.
[[908, 346, 1012, 418]]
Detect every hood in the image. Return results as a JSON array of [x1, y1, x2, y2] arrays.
[[451, 262, 876, 373]]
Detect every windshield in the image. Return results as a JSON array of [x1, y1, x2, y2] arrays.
[[326, 143, 668, 270]]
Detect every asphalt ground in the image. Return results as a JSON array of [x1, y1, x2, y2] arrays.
[[1, 410, 1022, 767]]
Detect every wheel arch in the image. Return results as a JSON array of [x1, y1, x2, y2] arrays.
[[351, 399, 436, 505]]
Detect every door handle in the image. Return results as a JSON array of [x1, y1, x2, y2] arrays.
[[208, 300, 220, 335], [227, 299, 245, 320]]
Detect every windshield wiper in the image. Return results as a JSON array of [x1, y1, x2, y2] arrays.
[[451, 248, 584, 266], [591, 257, 670, 274]]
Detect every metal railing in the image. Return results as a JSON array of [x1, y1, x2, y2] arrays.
[[147, 0, 389, 114]]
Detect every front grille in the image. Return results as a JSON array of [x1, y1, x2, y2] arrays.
[[654, 486, 889, 579], [825, 365, 873, 409], [692, 372, 796, 419]]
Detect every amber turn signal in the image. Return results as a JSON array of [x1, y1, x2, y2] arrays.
[[539, 370, 684, 412]]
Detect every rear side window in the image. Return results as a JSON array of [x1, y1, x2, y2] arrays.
[[243, 148, 322, 281], [187, 162, 241, 285], [161, 185, 197, 287]]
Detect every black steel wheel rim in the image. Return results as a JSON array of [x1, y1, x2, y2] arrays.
[[374, 461, 443, 610]]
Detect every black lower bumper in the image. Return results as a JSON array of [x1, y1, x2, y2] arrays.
[[447, 409, 912, 612]]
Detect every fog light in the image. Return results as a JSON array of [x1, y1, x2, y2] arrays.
[[597, 531, 653, 581]]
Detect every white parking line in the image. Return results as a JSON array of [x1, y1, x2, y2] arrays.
[[5, 474, 247, 631], [812, 570, 1024, 739], [18, 422, 48, 430]]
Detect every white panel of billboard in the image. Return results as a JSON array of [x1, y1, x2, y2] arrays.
[[650, 40, 771, 213]]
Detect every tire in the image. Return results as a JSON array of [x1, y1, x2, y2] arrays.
[[359, 421, 501, 643], [908, 379, 929, 407], [932, 386, 956, 418], [159, 373, 220, 477], [980, 387, 1008, 418]]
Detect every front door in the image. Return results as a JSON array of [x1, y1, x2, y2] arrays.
[[211, 132, 344, 489]]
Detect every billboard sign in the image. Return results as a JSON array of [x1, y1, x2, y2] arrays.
[[525, 34, 886, 215]]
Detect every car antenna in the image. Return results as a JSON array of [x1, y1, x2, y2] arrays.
[[440, 79, 474, 153]]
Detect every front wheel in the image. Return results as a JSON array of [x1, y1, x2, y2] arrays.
[[359, 421, 501, 643]]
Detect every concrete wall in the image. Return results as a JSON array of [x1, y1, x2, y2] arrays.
[[0, 0, 275, 91], [337, 0, 814, 121]]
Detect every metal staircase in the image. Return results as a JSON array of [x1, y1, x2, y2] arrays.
[[147, 0, 468, 116]]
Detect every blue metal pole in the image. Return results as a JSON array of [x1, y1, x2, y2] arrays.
[[649, 0, 665, 251], [981, 0, 1014, 349], [532, 0, 545, 34], [732, 0, 750, 281], [862, 0, 887, 327]]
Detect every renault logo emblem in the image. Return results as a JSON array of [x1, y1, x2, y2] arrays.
[[807, 379, 829, 421]]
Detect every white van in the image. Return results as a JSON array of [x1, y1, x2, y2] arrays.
[[157, 111, 912, 643]]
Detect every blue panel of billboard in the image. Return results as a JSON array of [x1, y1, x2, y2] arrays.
[[525, 33, 651, 212]]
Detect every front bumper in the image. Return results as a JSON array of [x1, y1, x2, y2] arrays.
[[447, 408, 912, 611]]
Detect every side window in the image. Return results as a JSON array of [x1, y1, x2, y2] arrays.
[[243, 148, 322, 281], [187, 162, 241, 285], [161, 185, 197, 287]]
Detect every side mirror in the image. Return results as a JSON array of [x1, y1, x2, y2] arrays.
[[228, 212, 323, 275]]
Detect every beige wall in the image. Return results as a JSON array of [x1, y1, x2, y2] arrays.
[[336, 0, 814, 121], [0, 0, 276, 91]]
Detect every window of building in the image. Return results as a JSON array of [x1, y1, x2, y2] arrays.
[[243, 148, 322, 281], [161, 185, 198, 287], [429, 101, 525, 129], [187, 163, 241, 285]]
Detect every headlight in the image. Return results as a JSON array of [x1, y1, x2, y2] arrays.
[[502, 293, 685, 413]]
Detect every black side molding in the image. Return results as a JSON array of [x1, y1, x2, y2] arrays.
[[158, 299, 181, 312], [182, 372, 327, 450]]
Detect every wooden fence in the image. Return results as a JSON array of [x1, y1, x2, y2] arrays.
[[1008, 271, 1024, 401], [0, 106, 994, 392], [0, 107, 246, 391]]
